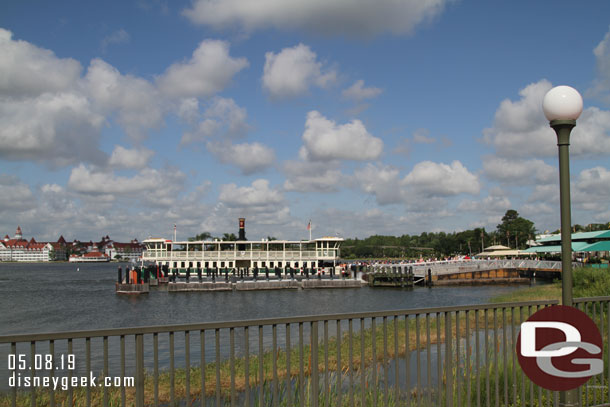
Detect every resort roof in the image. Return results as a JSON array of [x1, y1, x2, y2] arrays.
[[581, 241, 610, 252], [537, 230, 610, 243], [475, 249, 528, 257], [524, 240, 610, 253], [483, 245, 511, 251]]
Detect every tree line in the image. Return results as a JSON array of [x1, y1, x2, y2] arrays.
[[342, 209, 537, 259], [187, 209, 608, 259]]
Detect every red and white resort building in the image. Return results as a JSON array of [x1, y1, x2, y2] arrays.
[[0, 226, 57, 262], [0, 226, 143, 262]]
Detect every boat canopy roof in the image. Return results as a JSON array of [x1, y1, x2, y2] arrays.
[[144, 237, 343, 244]]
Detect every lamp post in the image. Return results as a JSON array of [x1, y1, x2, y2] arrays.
[[542, 85, 583, 407]]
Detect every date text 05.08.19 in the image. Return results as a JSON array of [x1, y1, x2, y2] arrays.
[[8, 354, 75, 371]]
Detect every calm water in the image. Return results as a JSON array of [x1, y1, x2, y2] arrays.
[[0, 262, 534, 395], [0, 262, 530, 335]]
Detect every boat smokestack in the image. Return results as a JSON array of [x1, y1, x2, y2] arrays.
[[238, 218, 246, 241]]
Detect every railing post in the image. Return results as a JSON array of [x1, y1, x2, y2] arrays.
[[135, 334, 144, 407], [445, 311, 453, 407], [311, 321, 319, 407]]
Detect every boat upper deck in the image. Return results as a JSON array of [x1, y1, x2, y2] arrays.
[[142, 237, 343, 267]]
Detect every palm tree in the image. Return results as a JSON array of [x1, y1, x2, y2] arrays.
[[188, 232, 212, 241], [222, 233, 237, 241]]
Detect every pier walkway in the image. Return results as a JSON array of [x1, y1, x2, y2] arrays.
[[366, 259, 579, 285], [369, 258, 570, 276]]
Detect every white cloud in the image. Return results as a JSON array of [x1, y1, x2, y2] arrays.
[[412, 128, 435, 144], [177, 98, 200, 123], [0, 175, 36, 213], [299, 111, 383, 161], [206, 141, 275, 175], [83, 58, 164, 141], [570, 107, 610, 155], [457, 189, 511, 214], [572, 166, 610, 213], [0, 92, 106, 167], [219, 179, 284, 209], [0, 29, 107, 167], [588, 27, 610, 104], [262, 44, 336, 99], [0, 28, 82, 98], [182, 0, 449, 38], [483, 79, 610, 158], [178, 97, 272, 174], [181, 97, 249, 144], [108, 145, 155, 170], [403, 160, 480, 197], [353, 164, 403, 205], [482, 80, 554, 157], [482, 157, 555, 185], [283, 161, 343, 192], [157, 39, 248, 99], [67, 164, 185, 207], [526, 184, 558, 205], [101, 29, 130, 52], [342, 80, 382, 102]]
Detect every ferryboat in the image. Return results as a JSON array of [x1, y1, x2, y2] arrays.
[[142, 218, 343, 273]]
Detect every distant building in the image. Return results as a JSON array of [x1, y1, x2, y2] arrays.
[[102, 239, 143, 261], [0, 226, 55, 262], [0, 226, 143, 262], [69, 250, 111, 262]]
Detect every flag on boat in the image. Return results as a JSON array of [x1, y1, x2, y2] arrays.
[[307, 220, 311, 231]]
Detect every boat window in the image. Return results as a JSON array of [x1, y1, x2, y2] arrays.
[[181, 262, 185, 268], [228, 262, 233, 268]]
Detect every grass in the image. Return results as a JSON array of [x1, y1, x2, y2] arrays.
[[492, 266, 610, 304]]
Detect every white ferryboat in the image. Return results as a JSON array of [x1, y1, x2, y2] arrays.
[[142, 218, 343, 272]]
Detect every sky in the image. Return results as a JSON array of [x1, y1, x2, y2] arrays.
[[1, 0, 610, 243]]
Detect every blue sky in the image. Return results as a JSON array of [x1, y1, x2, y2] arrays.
[[1, 0, 610, 242]]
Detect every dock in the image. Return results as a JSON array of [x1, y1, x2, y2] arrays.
[[167, 278, 365, 292], [364, 259, 572, 287], [115, 283, 149, 294]]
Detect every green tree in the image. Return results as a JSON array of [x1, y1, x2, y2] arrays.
[[496, 209, 536, 249], [188, 232, 212, 241], [222, 233, 237, 241]]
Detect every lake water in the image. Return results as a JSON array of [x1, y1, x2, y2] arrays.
[[0, 262, 534, 396], [0, 262, 528, 336]]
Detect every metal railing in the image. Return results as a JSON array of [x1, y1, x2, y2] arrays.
[[144, 250, 340, 263], [369, 259, 578, 278], [2, 297, 610, 406]]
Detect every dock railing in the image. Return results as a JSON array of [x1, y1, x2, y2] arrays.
[[2, 297, 610, 406], [369, 259, 580, 278]]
